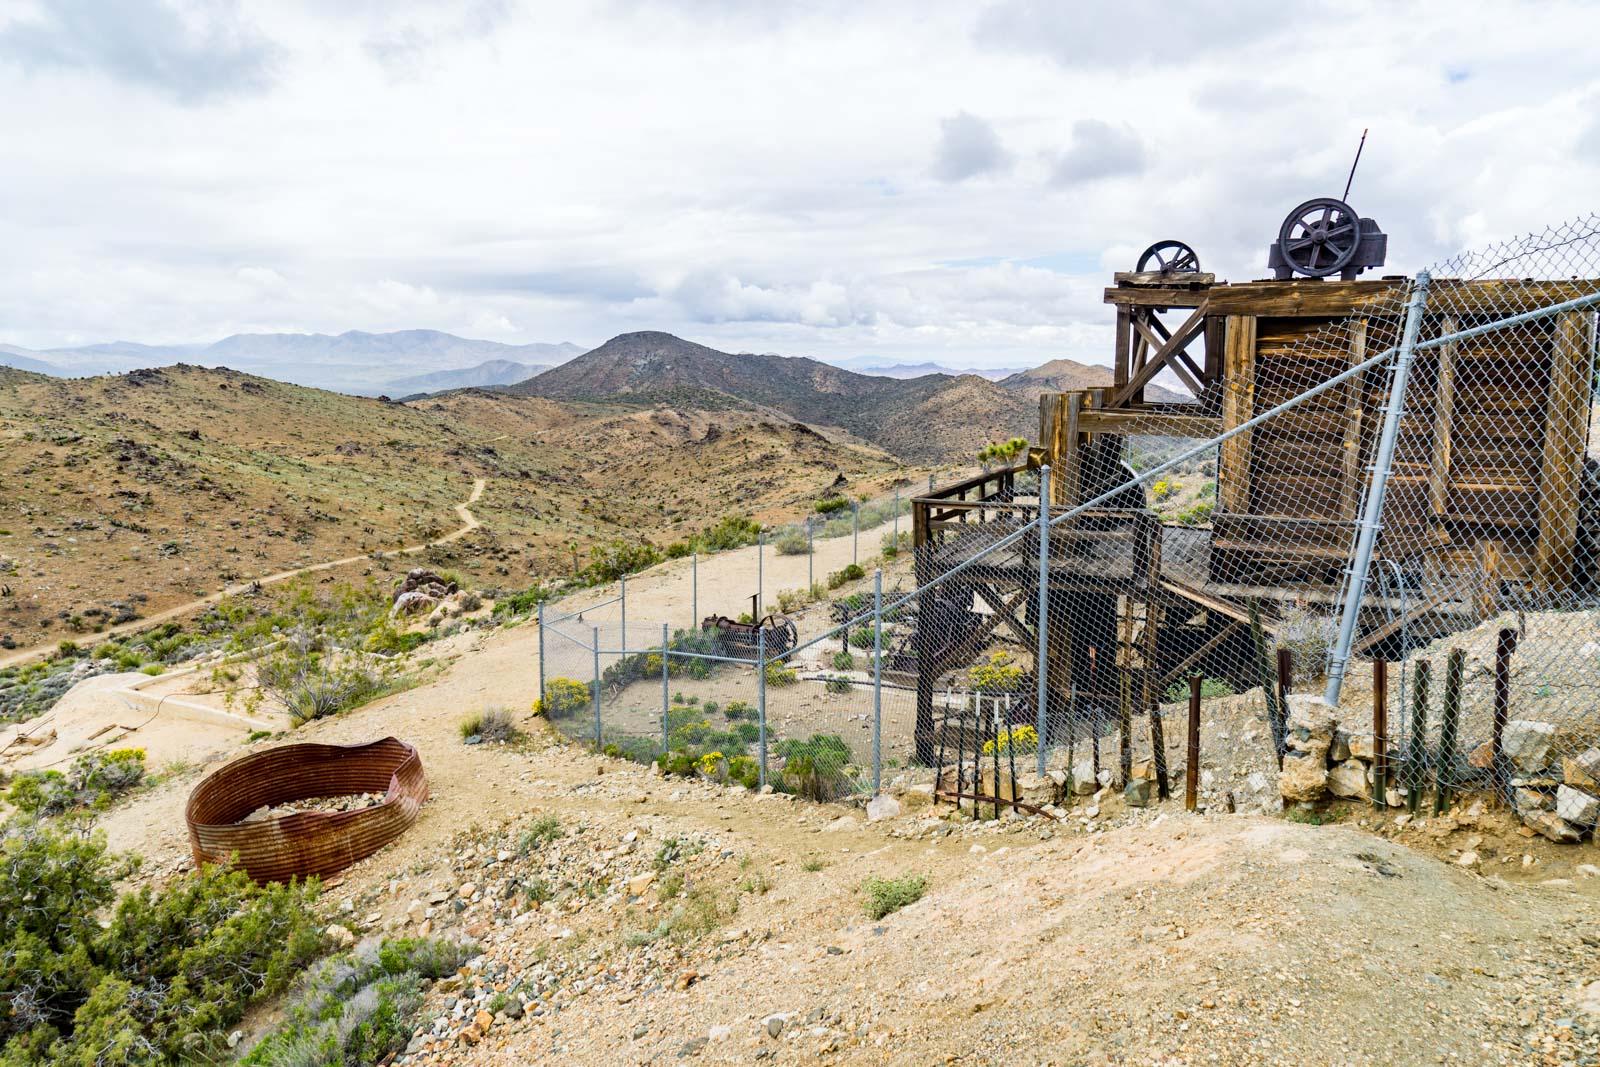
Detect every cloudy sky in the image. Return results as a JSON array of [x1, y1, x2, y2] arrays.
[[2, 0, 1598, 367]]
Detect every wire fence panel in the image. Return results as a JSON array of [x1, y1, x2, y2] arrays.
[[529, 216, 1600, 834]]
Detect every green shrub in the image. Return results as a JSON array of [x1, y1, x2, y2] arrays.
[[827, 563, 866, 589], [734, 722, 760, 744], [364, 622, 428, 655], [459, 707, 519, 743], [518, 815, 563, 855], [849, 628, 875, 650], [702, 701, 719, 716], [825, 675, 852, 694], [6, 748, 146, 816], [0, 817, 323, 1064], [694, 515, 761, 552], [772, 528, 809, 556], [764, 663, 797, 688], [258, 643, 393, 726], [862, 874, 928, 919], [583, 539, 663, 583], [724, 700, 754, 721], [242, 938, 477, 1067], [1163, 676, 1234, 702], [776, 734, 856, 801], [493, 582, 549, 617], [831, 650, 855, 671], [814, 497, 850, 514], [535, 677, 593, 719]]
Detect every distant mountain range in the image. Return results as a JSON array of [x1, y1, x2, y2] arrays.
[[0, 331, 586, 395], [829, 358, 1027, 381]]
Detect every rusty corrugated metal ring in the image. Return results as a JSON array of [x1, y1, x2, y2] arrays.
[[185, 736, 427, 883]]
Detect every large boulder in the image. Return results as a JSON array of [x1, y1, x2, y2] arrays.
[[1327, 760, 1370, 800], [1284, 696, 1337, 759], [1280, 749, 1329, 803]]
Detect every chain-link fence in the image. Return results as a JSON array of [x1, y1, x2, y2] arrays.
[[534, 216, 1600, 832]]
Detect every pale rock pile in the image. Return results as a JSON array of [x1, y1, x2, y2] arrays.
[[392, 569, 461, 618], [1278, 694, 1600, 845]]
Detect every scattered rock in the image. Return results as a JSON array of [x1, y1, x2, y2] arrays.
[[324, 923, 356, 950], [1523, 810, 1582, 843], [1327, 759, 1370, 800], [1556, 785, 1600, 826], [866, 794, 901, 822], [1280, 749, 1328, 802]]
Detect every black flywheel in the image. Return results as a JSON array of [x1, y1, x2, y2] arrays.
[[1277, 198, 1361, 278], [1135, 240, 1202, 275]]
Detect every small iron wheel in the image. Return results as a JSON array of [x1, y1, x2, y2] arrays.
[[1277, 197, 1361, 278], [1135, 240, 1201, 275]]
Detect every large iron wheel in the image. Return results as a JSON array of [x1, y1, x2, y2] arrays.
[[1135, 240, 1201, 275], [1277, 198, 1361, 278]]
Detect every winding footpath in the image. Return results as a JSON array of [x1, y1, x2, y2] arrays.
[[0, 479, 487, 671]]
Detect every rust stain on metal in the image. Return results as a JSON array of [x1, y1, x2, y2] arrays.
[[185, 737, 427, 883]]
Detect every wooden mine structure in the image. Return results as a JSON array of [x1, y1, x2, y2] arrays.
[[909, 268, 1600, 765]]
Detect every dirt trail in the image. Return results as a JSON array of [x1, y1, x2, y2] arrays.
[[0, 479, 486, 671]]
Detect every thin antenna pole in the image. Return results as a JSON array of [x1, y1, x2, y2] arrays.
[[1342, 128, 1368, 202]]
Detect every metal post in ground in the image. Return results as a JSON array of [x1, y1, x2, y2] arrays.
[[852, 501, 859, 565], [1326, 272, 1434, 705], [757, 628, 768, 789], [807, 516, 814, 591], [1034, 465, 1052, 777], [591, 625, 602, 749], [1372, 658, 1388, 810], [537, 600, 547, 712], [758, 531, 764, 614], [658, 622, 670, 754], [893, 486, 900, 549], [619, 575, 626, 654], [928, 472, 935, 492], [1186, 676, 1201, 812], [872, 568, 884, 793], [692, 551, 698, 629]]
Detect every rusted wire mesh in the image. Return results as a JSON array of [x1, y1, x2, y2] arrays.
[[185, 736, 427, 883]]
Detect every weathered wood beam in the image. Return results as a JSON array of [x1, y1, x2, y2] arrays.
[[1218, 315, 1256, 514], [1159, 620, 1244, 686], [1114, 309, 1132, 391], [1338, 318, 1368, 522], [1075, 410, 1222, 439], [1059, 393, 1081, 507], [1534, 310, 1595, 591], [1104, 287, 1210, 309], [1158, 577, 1284, 638], [1427, 315, 1459, 518]]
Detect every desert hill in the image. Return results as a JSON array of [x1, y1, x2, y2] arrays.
[[0, 365, 902, 651], [998, 356, 1189, 404], [507, 331, 1039, 462]]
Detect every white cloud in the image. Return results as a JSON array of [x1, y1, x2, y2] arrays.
[[1051, 119, 1145, 186], [0, 1, 1598, 371], [932, 111, 1010, 182]]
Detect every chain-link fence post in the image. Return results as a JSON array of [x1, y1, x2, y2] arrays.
[[692, 550, 698, 628], [758, 530, 764, 614], [852, 500, 859, 565], [591, 625, 602, 748], [619, 574, 627, 655], [537, 600, 546, 712], [757, 628, 768, 788], [1035, 465, 1051, 777], [1326, 271, 1434, 705], [872, 567, 883, 793], [661, 622, 670, 754], [893, 486, 900, 547]]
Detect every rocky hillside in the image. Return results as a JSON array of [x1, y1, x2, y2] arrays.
[[507, 332, 1037, 463], [0, 365, 902, 653]]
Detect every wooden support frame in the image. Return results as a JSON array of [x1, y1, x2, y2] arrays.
[[1110, 301, 1209, 408], [1534, 310, 1595, 591]]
